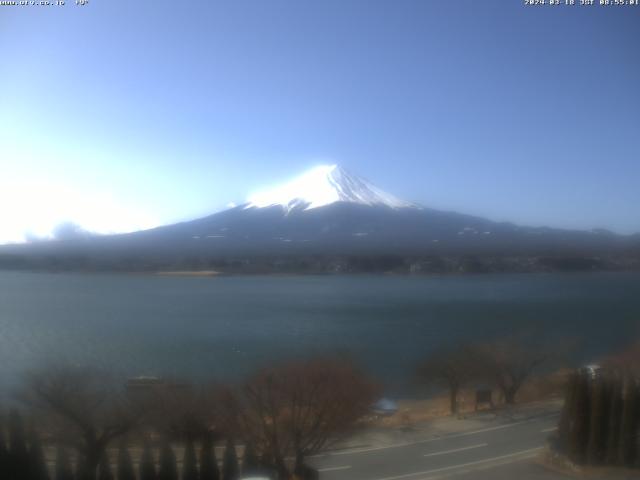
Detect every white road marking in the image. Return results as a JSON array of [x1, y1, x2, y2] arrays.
[[312, 413, 559, 458], [423, 443, 487, 457], [318, 465, 352, 472], [372, 447, 544, 480], [541, 426, 557, 433], [418, 449, 542, 480]]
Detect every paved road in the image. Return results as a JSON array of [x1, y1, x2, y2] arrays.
[[309, 412, 569, 480]]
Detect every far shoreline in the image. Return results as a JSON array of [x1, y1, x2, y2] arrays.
[[2, 268, 640, 279]]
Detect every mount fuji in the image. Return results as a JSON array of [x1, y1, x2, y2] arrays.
[[1, 165, 638, 273], [244, 164, 416, 212]]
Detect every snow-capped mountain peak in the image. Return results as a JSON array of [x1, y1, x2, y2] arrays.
[[245, 165, 416, 212]]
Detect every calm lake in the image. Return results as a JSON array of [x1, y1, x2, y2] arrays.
[[1, 271, 639, 394]]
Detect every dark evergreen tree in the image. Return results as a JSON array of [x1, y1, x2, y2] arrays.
[[605, 374, 623, 465], [618, 376, 638, 467], [54, 447, 74, 480], [182, 439, 198, 480], [241, 443, 259, 478], [28, 429, 50, 480], [116, 444, 135, 480], [568, 372, 590, 464], [97, 451, 113, 480], [557, 372, 578, 454], [75, 454, 88, 480], [293, 463, 319, 480], [139, 442, 156, 480], [8, 409, 30, 480], [157, 442, 178, 480], [0, 424, 9, 480], [257, 455, 277, 480], [221, 440, 238, 480], [198, 435, 218, 480], [586, 375, 608, 465]]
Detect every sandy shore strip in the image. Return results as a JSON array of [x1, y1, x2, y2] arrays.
[[154, 270, 221, 277]]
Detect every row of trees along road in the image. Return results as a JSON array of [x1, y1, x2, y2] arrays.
[[417, 335, 562, 414], [0, 356, 378, 480], [0, 411, 252, 480], [556, 341, 640, 469]]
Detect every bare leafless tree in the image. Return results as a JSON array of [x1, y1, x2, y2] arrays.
[[22, 366, 142, 480], [417, 345, 477, 414], [238, 356, 378, 476], [472, 336, 550, 405], [143, 380, 231, 442]]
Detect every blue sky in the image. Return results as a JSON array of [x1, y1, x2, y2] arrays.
[[1, 0, 639, 242]]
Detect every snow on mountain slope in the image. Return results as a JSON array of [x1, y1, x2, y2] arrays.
[[245, 165, 417, 212]]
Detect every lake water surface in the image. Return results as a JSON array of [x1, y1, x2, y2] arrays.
[[1, 271, 639, 394]]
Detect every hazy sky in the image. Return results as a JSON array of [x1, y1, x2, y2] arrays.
[[1, 1, 639, 243]]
